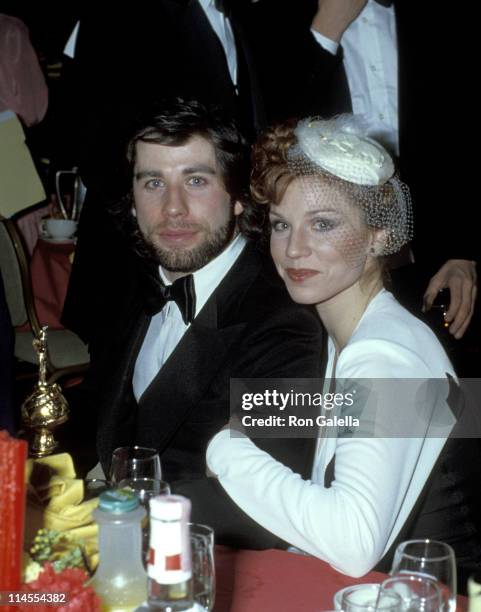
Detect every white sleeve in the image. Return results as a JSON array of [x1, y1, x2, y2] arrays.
[[207, 339, 446, 577], [310, 28, 339, 55], [208, 429, 425, 576]]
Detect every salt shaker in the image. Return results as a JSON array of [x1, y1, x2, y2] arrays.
[[147, 494, 194, 611]]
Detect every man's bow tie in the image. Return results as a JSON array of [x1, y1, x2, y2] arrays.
[[374, 0, 393, 7], [143, 272, 197, 325]]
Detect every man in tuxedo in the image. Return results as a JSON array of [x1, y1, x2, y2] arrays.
[[85, 99, 324, 547], [256, 0, 477, 344], [59, 0, 265, 350]]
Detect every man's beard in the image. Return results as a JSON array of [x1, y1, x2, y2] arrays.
[[141, 214, 237, 273]]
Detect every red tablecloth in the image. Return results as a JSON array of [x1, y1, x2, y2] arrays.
[[213, 547, 467, 612], [29, 238, 75, 330]]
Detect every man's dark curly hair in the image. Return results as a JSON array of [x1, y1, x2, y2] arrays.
[[111, 98, 265, 256]]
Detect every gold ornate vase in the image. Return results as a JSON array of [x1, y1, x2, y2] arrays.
[[21, 327, 69, 457]]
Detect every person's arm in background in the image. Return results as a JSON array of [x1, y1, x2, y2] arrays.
[[311, 0, 367, 43], [0, 14, 48, 127]]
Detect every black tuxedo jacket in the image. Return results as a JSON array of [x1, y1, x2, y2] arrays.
[[86, 242, 325, 548], [60, 1, 264, 192]]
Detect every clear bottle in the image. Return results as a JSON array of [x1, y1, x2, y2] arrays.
[[89, 488, 147, 612], [147, 494, 194, 611]]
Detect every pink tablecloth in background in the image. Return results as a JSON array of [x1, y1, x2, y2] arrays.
[[29, 238, 75, 329], [213, 547, 467, 612]]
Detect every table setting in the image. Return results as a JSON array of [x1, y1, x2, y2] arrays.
[[0, 432, 468, 611], [0, 347, 470, 611]]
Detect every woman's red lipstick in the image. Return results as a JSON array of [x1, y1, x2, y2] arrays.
[[285, 268, 319, 282]]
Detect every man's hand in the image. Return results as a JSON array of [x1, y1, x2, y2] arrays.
[[423, 259, 478, 339], [311, 0, 368, 42]]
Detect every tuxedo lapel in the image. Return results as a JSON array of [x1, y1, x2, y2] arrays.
[[136, 310, 246, 452], [230, 18, 266, 136], [135, 242, 260, 452]]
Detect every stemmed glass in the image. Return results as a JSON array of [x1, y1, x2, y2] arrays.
[[379, 574, 442, 611], [109, 446, 162, 484], [189, 523, 216, 611], [390, 540, 457, 611], [429, 288, 450, 330]]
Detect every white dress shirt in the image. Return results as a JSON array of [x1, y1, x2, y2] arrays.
[[133, 234, 247, 401], [198, 0, 237, 86], [312, 0, 399, 155], [64, 2, 238, 87]]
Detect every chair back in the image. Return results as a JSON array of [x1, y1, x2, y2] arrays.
[[0, 216, 41, 336]]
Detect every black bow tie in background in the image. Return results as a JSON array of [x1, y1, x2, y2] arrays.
[[142, 270, 197, 325], [374, 0, 393, 7]]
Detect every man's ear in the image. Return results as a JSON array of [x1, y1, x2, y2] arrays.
[[234, 201, 244, 216]]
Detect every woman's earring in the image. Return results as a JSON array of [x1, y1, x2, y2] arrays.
[[131, 208, 137, 218]]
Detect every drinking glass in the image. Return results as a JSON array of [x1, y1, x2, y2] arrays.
[[84, 478, 110, 501], [379, 574, 442, 611], [117, 477, 170, 505], [190, 523, 215, 611], [429, 288, 450, 330], [390, 540, 457, 611], [340, 584, 402, 611], [109, 446, 161, 484]]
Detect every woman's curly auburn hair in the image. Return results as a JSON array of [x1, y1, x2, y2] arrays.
[[250, 118, 298, 208]]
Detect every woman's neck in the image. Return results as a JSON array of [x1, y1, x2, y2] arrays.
[[316, 278, 384, 354]]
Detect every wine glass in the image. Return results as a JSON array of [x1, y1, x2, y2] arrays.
[[117, 477, 170, 505], [390, 540, 457, 611], [189, 523, 216, 611], [379, 574, 442, 611], [110, 446, 162, 484], [429, 288, 450, 330]]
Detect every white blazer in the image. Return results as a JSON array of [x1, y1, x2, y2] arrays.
[[207, 290, 456, 576]]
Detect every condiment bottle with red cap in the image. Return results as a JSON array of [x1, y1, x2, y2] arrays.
[[147, 494, 194, 611]]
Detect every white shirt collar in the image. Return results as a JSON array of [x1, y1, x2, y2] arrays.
[[198, 0, 215, 11], [159, 233, 247, 318]]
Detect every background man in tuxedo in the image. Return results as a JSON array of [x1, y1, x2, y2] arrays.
[[85, 99, 324, 546]]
